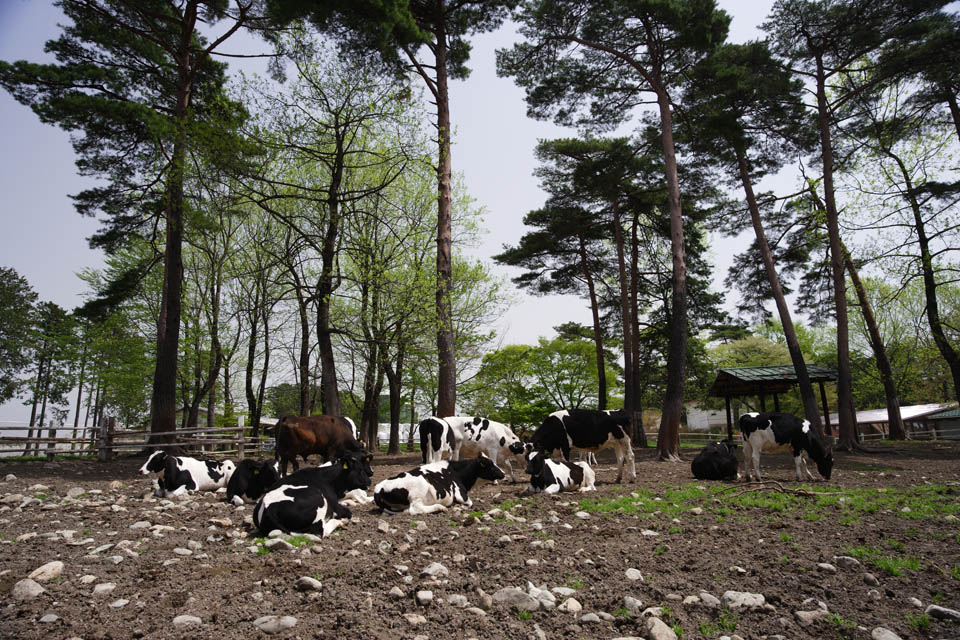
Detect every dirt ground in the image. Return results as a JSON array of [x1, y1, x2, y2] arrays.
[[1, 442, 958, 640]]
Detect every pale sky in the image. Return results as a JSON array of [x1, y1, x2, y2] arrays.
[[0, 0, 772, 422]]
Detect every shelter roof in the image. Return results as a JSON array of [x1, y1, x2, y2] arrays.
[[827, 403, 958, 425], [707, 365, 838, 398]]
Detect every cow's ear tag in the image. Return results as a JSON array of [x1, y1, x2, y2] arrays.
[[343, 462, 349, 470]]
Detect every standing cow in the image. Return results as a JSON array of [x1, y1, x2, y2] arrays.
[[418, 416, 463, 463], [739, 412, 833, 482], [455, 417, 527, 482], [530, 409, 636, 483], [274, 414, 365, 477]]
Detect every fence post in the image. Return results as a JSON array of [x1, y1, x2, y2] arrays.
[[46, 420, 57, 462], [98, 417, 115, 461], [236, 424, 245, 460]]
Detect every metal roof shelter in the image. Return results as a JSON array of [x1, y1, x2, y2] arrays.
[[707, 365, 838, 439]]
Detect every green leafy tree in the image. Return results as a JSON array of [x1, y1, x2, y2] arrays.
[[681, 40, 824, 432], [269, 0, 519, 418], [763, 0, 949, 449], [0, 267, 38, 404], [498, 0, 730, 461], [0, 0, 260, 444], [23, 303, 78, 453]]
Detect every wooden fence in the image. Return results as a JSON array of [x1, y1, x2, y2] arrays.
[[0, 421, 271, 461]]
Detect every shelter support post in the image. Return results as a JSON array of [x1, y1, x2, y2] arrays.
[[725, 396, 733, 441], [774, 394, 781, 413], [819, 382, 832, 436]]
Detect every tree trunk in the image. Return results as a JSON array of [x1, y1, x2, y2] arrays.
[[289, 267, 312, 416], [886, 149, 960, 403], [433, 10, 456, 418], [577, 235, 607, 409], [613, 202, 638, 439], [317, 145, 343, 416], [735, 146, 823, 433], [149, 4, 197, 445], [629, 210, 647, 447], [654, 89, 687, 462], [815, 57, 857, 450], [385, 345, 404, 455], [842, 245, 905, 440], [946, 93, 960, 146]]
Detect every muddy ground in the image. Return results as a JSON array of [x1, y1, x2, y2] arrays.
[[1, 442, 958, 640]]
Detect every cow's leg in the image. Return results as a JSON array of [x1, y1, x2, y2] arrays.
[[320, 516, 344, 537], [625, 438, 637, 481], [796, 452, 815, 481], [408, 500, 448, 515], [751, 446, 763, 482], [560, 443, 571, 462], [742, 439, 753, 481]]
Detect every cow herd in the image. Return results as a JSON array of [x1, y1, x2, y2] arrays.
[[138, 409, 834, 539]]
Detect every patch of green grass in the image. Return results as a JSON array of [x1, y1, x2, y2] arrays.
[[802, 511, 823, 522], [844, 545, 921, 576], [932, 592, 945, 603], [779, 533, 792, 543], [499, 498, 522, 511], [951, 565, 960, 581], [612, 607, 631, 619], [565, 575, 585, 590], [654, 545, 668, 556], [468, 511, 483, 519], [905, 612, 931, 631], [33, 493, 48, 499], [717, 608, 738, 632], [515, 610, 532, 621], [668, 525, 683, 534], [886, 539, 906, 553], [829, 613, 857, 639], [286, 535, 311, 548], [448, 520, 459, 527], [672, 623, 684, 637]]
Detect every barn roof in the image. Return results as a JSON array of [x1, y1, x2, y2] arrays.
[[707, 364, 838, 398]]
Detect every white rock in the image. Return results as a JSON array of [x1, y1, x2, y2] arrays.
[[11, 579, 45, 601], [253, 615, 297, 634], [4, 474, 16, 481], [264, 539, 293, 551], [641, 529, 659, 537], [28, 561, 64, 583], [833, 555, 861, 569], [683, 595, 700, 605], [420, 561, 449, 578], [388, 586, 405, 599], [93, 583, 116, 597], [294, 577, 322, 592], [39, 614, 59, 623], [871, 628, 902, 640], [80, 575, 97, 584], [721, 591, 765, 611], [403, 613, 427, 626], [492, 587, 540, 611], [447, 594, 469, 608], [574, 511, 591, 519], [624, 596, 644, 616], [580, 613, 601, 623], [908, 597, 923, 608], [625, 568, 644, 581], [728, 565, 747, 575], [416, 590, 433, 606], [925, 604, 960, 621], [552, 586, 577, 597], [558, 597, 582, 614], [173, 615, 202, 627], [864, 573, 880, 586], [689, 507, 703, 515], [699, 591, 721, 608], [109, 599, 129, 608], [795, 609, 830, 626], [817, 562, 837, 573], [66, 487, 86, 498], [646, 617, 678, 640]]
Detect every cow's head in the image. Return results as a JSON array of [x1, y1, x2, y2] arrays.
[[139, 450, 167, 474], [525, 449, 546, 476], [475, 453, 505, 482], [219, 459, 237, 482], [508, 440, 526, 456], [337, 450, 374, 490], [816, 444, 834, 481]]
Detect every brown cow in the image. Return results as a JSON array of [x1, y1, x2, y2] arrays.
[[274, 415, 365, 477]]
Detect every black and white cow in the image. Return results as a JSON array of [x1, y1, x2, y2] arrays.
[[252, 450, 374, 536], [690, 440, 739, 481], [418, 416, 463, 463], [456, 417, 527, 482], [226, 459, 281, 505], [373, 453, 505, 515], [139, 451, 236, 498], [530, 409, 637, 482], [739, 412, 834, 482], [523, 449, 596, 494]]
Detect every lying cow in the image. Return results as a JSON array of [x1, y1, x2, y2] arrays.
[[456, 417, 526, 482], [530, 409, 637, 482], [139, 451, 236, 498], [418, 416, 463, 463], [253, 450, 374, 536], [374, 453, 505, 515], [739, 412, 833, 482], [690, 440, 739, 481], [275, 414, 365, 476], [226, 459, 281, 505], [523, 449, 596, 494]]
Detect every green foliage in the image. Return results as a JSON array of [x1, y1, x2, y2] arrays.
[[0, 267, 37, 403], [906, 612, 931, 631]]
